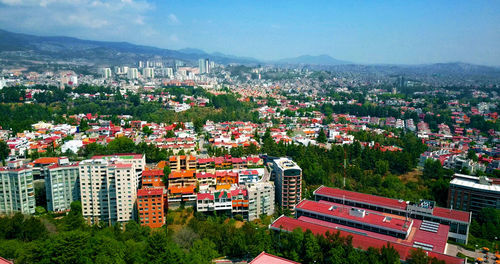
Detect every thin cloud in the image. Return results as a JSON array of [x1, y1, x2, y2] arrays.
[[168, 13, 180, 24]]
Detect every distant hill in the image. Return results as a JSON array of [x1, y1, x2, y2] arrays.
[[0, 29, 259, 65], [275, 54, 350, 65]]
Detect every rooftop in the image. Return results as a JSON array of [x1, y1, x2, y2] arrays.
[[250, 252, 300, 264], [314, 186, 471, 223]]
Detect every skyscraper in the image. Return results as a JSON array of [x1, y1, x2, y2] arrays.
[[198, 58, 206, 74], [272, 157, 302, 212], [127, 68, 139, 79]]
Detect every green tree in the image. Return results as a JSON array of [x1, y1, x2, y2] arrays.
[[63, 201, 85, 231], [317, 128, 327, 144], [0, 140, 9, 165], [107, 137, 136, 154]]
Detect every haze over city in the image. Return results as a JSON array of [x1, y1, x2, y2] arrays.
[[0, 0, 499, 65]]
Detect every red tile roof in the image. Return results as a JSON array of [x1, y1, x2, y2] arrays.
[[137, 188, 164, 196], [271, 216, 464, 264], [250, 252, 300, 264]]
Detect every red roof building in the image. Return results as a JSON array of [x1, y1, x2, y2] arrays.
[[250, 252, 300, 264], [137, 188, 165, 228]]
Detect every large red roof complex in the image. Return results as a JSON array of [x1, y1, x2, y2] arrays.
[[314, 186, 470, 223], [270, 216, 464, 264]]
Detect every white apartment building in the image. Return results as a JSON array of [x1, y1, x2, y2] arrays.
[[45, 163, 80, 212], [0, 160, 36, 215], [142, 67, 154, 79], [247, 181, 275, 221], [79, 154, 145, 225], [127, 68, 139, 79]]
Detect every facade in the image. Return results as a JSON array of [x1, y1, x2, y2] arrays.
[[448, 173, 500, 216], [272, 157, 302, 211], [79, 154, 145, 225], [247, 181, 275, 221], [169, 155, 197, 171], [127, 68, 139, 79], [167, 170, 196, 206], [45, 163, 80, 212], [99, 67, 112, 79], [137, 188, 165, 228], [142, 67, 154, 79], [142, 169, 165, 188], [0, 160, 35, 215], [314, 186, 471, 244]]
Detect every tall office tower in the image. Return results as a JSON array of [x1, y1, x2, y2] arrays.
[[127, 68, 139, 79], [99, 68, 112, 79], [210, 61, 215, 69], [0, 160, 35, 215], [142, 67, 155, 79], [79, 154, 145, 225], [198, 58, 206, 74], [45, 162, 80, 212], [272, 157, 302, 212], [204, 58, 210, 74]]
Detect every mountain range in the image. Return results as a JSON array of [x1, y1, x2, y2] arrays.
[[0, 29, 352, 66]]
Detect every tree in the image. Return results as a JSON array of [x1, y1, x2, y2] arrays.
[[107, 137, 135, 154], [375, 160, 389, 175], [142, 126, 153, 136], [162, 165, 171, 187], [467, 149, 478, 162], [63, 201, 85, 231], [317, 128, 327, 144], [0, 140, 9, 165], [407, 248, 429, 264], [380, 243, 400, 264]]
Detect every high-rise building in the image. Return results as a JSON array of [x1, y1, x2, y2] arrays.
[[99, 68, 112, 79], [137, 188, 165, 228], [79, 154, 145, 225], [142, 67, 154, 79], [127, 68, 139, 79], [448, 173, 500, 217], [198, 59, 206, 74], [272, 157, 302, 211], [198, 58, 210, 74], [45, 162, 80, 212], [247, 181, 275, 221], [0, 160, 36, 215], [138, 61, 144, 68]]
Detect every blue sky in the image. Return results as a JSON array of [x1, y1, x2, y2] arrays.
[[0, 0, 499, 65]]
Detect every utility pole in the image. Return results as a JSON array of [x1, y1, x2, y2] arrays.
[[343, 147, 347, 189]]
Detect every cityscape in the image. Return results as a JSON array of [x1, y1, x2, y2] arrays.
[[0, 1, 499, 264]]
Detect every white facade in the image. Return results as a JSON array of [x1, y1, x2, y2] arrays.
[[45, 164, 80, 212], [247, 181, 275, 221], [127, 68, 139, 79], [0, 161, 35, 215], [79, 154, 145, 225]]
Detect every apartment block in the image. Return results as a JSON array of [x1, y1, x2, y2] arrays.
[[272, 157, 302, 211], [0, 160, 35, 215], [45, 163, 79, 212], [142, 169, 165, 188], [79, 154, 145, 225], [169, 155, 197, 171], [448, 173, 500, 216], [137, 188, 165, 228], [247, 181, 275, 221]]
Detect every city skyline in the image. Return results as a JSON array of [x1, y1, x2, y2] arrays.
[[0, 0, 499, 66]]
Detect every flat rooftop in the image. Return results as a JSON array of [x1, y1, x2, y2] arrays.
[[314, 186, 470, 223], [296, 200, 412, 233]]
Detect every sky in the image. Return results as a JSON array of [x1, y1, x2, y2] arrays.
[[0, 0, 499, 65]]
